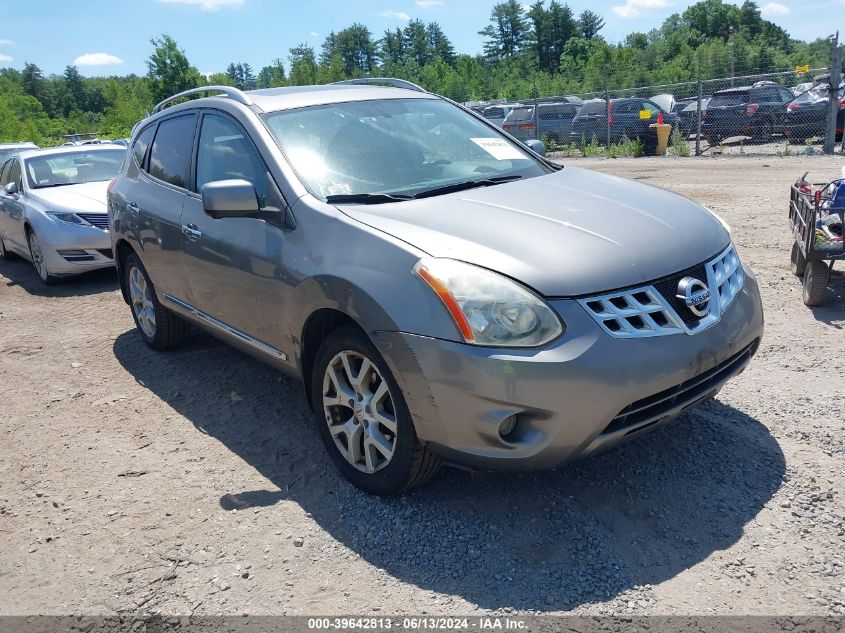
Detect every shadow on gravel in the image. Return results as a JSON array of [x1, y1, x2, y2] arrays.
[[114, 329, 785, 612], [0, 257, 118, 297]]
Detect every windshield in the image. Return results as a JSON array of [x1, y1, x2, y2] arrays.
[[793, 84, 845, 104], [262, 98, 550, 200], [25, 149, 125, 189], [0, 148, 28, 163]]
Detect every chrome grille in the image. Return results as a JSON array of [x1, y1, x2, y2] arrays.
[[579, 244, 745, 339], [76, 213, 110, 230], [708, 244, 744, 313], [580, 287, 684, 338]]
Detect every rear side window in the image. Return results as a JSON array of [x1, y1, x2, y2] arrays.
[[483, 107, 505, 119], [0, 160, 11, 186], [132, 125, 156, 169], [8, 160, 22, 190], [710, 92, 749, 107], [577, 101, 606, 116], [196, 113, 268, 206], [148, 115, 197, 189]]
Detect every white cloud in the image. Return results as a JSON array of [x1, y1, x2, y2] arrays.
[[761, 2, 790, 15], [157, 0, 245, 10], [611, 0, 671, 18], [379, 10, 411, 20], [73, 52, 124, 66], [416, 0, 443, 6], [309, 31, 319, 37], [0, 39, 14, 46], [0, 54, 13, 63]]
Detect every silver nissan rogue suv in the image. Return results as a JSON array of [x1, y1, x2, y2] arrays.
[[108, 80, 764, 495]]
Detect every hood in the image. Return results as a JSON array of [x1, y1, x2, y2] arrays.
[[339, 167, 730, 297], [28, 180, 109, 214]]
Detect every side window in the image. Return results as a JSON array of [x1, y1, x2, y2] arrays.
[[196, 113, 269, 207], [132, 124, 156, 169], [9, 160, 22, 191], [778, 88, 794, 103], [615, 101, 636, 115], [148, 114, 197, 189], [0, 160, 11, 187]]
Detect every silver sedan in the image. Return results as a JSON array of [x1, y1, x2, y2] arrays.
[[0, 145, 125, 283]]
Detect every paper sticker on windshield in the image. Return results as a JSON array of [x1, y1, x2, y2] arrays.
[[471, 138, 525, 160]]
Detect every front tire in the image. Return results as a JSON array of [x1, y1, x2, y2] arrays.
[[802, 261, 829, 307], [26, 229, 57, 285], [310, 325, 440, 495], [125, 252, 188, 350]]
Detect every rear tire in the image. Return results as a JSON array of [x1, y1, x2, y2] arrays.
[[802, 261, 829, 307], [790, 242, 807, 277], [310, 325, 441, 495], [125, 252, 189, 350]]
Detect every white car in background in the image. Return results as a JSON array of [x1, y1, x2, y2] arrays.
[[0, 145, 126, 284]]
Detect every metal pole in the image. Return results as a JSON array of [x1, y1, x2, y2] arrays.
[[696, 55, 703, 156], [604, 66, 611, 148], [824, 32, 841, 155]]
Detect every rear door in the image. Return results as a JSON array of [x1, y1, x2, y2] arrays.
[[133, 113, 198, 301], [178, 110, 292, 358]]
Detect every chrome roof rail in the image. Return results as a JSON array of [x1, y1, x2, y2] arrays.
[[151, 86, 254, 114], [331, 77, 428, 93]]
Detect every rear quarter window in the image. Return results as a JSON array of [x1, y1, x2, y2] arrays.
[[577, 102, 606, 116], [709, 92, 750, 107], [132, 124, 156, 169]]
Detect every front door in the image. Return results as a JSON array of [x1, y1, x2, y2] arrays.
[[179, 111, 292, 360]]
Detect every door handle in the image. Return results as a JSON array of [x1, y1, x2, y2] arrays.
[[182, 224, 203, 240], [127, 202, 140, 214]]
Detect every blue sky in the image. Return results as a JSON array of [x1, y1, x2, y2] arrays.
[[0, 0, 843, 77]]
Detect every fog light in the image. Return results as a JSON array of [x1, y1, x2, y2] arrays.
[[498, 414, 518, 439]]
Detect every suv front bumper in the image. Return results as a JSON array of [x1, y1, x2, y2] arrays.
[[374, 269, 764, 470]]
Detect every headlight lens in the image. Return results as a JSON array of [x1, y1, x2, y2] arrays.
[[414, 257, 564, 347], [48, 212, 86, 225]]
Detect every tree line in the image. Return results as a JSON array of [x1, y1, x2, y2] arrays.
[[0, 0, 837, 145]]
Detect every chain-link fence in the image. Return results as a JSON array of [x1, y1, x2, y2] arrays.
[[473, 64, 845, 158]]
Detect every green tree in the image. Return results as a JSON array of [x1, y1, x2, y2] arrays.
[[577, 10, 605, 40], [427, 22, 456, 65], [479, 0, 532, 63], [288, 44, 319, 85], [257, 59, 286, 88], [146, 34, 201, 103]]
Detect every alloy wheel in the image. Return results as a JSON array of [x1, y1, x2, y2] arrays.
[[27, 232, 49, 281], [129, 266, 157, 338], [322, 350, 398, 474]]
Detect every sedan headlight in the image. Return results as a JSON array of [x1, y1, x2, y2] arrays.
[[414, 258, 564, 347], [48, 212, 86, 225]]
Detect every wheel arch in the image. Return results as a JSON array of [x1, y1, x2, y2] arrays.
[[114, 238, 136, 305]]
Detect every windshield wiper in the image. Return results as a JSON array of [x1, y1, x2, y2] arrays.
[[325, 192, 413, 205], [409, 174, 524, 199], [33, 183, 72, 189]]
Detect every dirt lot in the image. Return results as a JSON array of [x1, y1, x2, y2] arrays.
[[1, 155, 844, 618]]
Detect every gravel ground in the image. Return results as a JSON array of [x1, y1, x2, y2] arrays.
[[1, 155, 844, 618]]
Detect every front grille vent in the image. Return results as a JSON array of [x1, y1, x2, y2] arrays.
[[578, 244, 744, 339], [77, 213, 110, 230]]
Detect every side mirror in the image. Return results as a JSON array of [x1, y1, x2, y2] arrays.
[[4, 182, 19, 196], [525, 139, 546, 157], [201, 179, 259, 219]]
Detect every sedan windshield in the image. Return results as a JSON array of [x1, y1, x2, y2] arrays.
[[262, 98, 550, 200], [25, 149, 125, 189]]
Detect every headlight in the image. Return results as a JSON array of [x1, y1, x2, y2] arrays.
[[414, 258, 564, 347], [48, 212, 86, 225]]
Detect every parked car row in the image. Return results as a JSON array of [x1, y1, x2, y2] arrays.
[[472, 79, 844, 150]]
